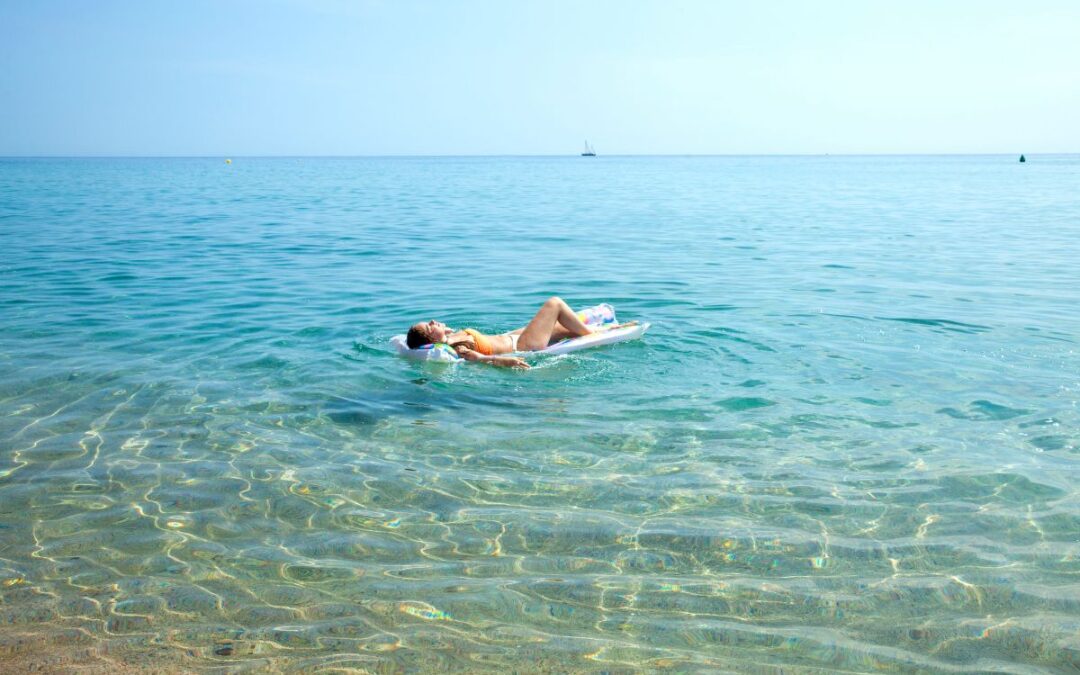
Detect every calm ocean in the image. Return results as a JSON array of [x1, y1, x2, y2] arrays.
[[1, 156, 1078, 672]]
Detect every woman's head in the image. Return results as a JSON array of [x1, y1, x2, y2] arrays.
[[406, 320, 449, 348]]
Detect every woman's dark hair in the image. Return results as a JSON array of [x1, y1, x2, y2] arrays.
[[406, 325, 431, 349]]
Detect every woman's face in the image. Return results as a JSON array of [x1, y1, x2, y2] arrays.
[[421, 319, 449, 343]]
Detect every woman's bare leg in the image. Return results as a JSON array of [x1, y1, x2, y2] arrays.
[[516, 297, 592, 351], [509, 321, 572, 345]]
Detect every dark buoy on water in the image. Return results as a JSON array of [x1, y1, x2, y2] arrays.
[[1019, 154, 1026, 163]]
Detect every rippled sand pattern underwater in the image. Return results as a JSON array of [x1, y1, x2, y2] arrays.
[[1, 156, 1079, 672]]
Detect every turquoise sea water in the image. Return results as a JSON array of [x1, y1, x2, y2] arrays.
[[1, 156, 1078, 672]]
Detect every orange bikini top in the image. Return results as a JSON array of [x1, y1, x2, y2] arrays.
[[463, 329, 493, 355]]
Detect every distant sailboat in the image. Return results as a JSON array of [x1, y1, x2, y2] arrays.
[[581, 141, 596, 157]]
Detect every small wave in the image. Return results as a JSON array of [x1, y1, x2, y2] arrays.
[[716, 396, 777, 411], [877, 316, 992, 333], [937, 399, 1032, 421]]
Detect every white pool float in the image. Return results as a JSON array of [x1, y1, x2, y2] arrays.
[[527, 321, 650, 356], [390, 304, 648, 362]]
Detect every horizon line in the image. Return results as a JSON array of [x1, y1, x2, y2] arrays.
[[0, 152, 1066, 160]]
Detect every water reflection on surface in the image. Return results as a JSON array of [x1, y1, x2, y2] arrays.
[[1, 156, 1078, 672]]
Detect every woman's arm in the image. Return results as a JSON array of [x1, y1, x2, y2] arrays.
[[455, 347, 530, 369]]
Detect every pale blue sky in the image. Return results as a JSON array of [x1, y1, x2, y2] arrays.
[[2, 0, 1078, 155]]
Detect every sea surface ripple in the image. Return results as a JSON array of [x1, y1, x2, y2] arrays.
[[1, 156, 1079, 672]]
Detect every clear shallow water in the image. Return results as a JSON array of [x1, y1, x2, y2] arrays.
[[1, 155, 1078, 672]]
